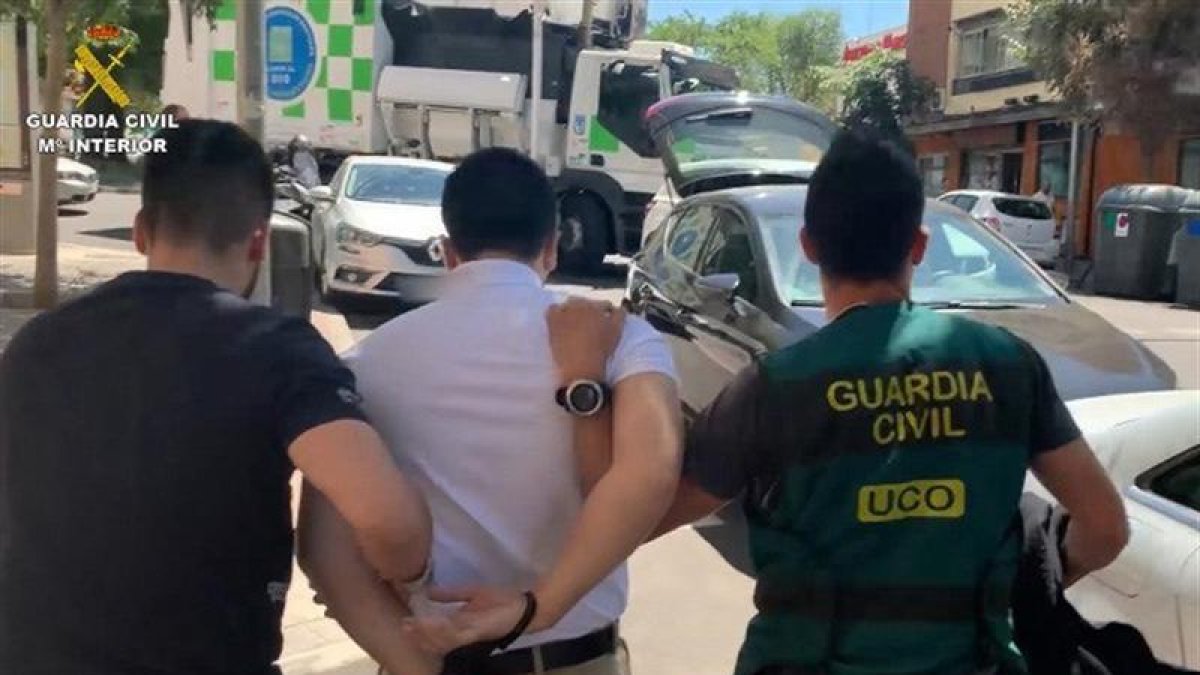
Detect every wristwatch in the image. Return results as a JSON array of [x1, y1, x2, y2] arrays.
[[555, 379, 611, 417]]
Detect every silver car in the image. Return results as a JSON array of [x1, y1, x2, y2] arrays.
[[308, 156, 454, 304]]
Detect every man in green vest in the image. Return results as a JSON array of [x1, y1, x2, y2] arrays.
[[653, 129, 1130, 675]]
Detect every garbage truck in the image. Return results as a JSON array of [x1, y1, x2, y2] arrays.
[[163, 0, 738, 270]]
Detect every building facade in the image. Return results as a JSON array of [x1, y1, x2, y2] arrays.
[[905, 0, 1200, 257]]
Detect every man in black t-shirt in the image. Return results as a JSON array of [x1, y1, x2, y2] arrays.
[[0, 121, 434, 675]]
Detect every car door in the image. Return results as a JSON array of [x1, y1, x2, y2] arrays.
[[632, 202, 719, 415], [674, 205, 771, 416], [1068, 441, 1200, 668]]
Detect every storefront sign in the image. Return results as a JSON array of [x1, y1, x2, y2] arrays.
[[843, 29, 907, 63]]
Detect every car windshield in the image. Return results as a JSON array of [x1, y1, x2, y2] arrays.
[[658, 107, 828, 187], [759, 201, 1062, 306], [344, 164, 448, 205], [993, 197, 1053, 220]]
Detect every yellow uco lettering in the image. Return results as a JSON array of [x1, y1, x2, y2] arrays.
[[857, 479, 966, 523]]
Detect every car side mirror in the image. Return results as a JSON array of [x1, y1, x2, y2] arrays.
[[697, 272, 740, 300], [308, 185, 334, 202]]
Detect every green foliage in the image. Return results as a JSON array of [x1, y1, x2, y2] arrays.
[[1008, 0, 1200, 175], [839, 48, 936, 141], [647, 9, 844, 113]]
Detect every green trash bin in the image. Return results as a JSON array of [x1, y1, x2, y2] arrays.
[[1174, 190, 1200, 307], [1093, 184, 1192, 299], [269, 211, 314, 319]]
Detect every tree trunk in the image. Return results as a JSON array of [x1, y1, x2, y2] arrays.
[[577, 0, 595, 48], [33, 0, 67, 309]]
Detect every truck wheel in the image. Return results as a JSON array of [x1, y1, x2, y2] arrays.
[[558, 194, 609, 273]]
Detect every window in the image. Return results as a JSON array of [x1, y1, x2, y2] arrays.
[[329, 163, 349, 195], [696, 208, 760, 301], [1180, 138, 1200, 189], [957, 21, 1025, 78], [1037, 142, 1070, 198], [949, 195, 979, 213], [919, 155, 947, 197], [597, 62, 660, 158], [344, 164, 449, 205], [665, 205, 714, 270], [767, 195, 1060, 306], [993, 197, 1053, 220], [1138, 446, 1200, 512]]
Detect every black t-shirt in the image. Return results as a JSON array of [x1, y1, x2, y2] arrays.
[[0, 272, 367, 675]]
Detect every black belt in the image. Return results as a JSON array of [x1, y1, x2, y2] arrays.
[[442, 625, 617, 675]]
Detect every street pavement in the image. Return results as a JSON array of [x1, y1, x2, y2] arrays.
[[1, 192, 1197, 674]]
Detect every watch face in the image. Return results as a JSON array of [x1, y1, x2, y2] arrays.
[[569, 382, 602, 414]]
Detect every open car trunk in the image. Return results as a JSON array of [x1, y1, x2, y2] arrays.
[[643, 92, 837, 197]]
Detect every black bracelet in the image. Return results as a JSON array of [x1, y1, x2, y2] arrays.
[[494, 590, 538, 652]]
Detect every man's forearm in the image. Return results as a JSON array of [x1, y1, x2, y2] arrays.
[[297, 483, 439, 675], [649, 478, 730, 541], [290, 420, 433, 585], [574, 411, 612, 495], [532, 374, 682, 630]]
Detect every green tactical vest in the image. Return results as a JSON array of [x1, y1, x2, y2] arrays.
[[734, 303, 1035, 675]]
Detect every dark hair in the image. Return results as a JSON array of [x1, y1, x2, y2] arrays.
[[442, 148, 556, 260], [161, 103, 189, 119], [142, 119, 273, 252], [803, 127, 925, 281]]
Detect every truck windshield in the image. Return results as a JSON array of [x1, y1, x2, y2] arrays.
[[344, 164, 449, 206]]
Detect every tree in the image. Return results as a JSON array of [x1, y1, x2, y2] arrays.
[[647, 9, 844, 113], [840, 48, 936, 142], [645, 10, 710, 52], [1009, 0, 1200, 179], [0, 0, 220, 308]]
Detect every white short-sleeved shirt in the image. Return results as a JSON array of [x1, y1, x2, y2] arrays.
[[344, 260, 676, 648]]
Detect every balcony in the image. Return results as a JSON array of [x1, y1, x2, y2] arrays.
[[952, 67, 1038, 95]]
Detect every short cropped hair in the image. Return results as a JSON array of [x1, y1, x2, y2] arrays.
[[803, 128, 925, 281], [141, 120, 272, 252], [442, 148, 556, 260]]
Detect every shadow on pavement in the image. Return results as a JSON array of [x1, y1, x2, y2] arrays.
[[58, 207, 88, 217], [80, 227, 134, 242]]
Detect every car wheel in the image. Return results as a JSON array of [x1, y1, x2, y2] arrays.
[[558, 193, 609, 274]]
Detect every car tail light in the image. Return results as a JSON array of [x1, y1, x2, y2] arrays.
[[984, 216, 1001, 230]]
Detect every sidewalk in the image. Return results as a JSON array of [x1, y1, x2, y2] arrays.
[[0, 244, 377, 674]]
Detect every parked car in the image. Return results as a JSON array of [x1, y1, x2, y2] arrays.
[[1027, 390, 1200, 669], [628, 185, 1174, 413], [307, 156, 454, 304], [939, 190, 1060, 266], [629, 94, 1174, 417], [56, 157, 98, 205]]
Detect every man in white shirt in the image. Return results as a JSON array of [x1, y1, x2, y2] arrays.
[[300, 148, 683, 675]]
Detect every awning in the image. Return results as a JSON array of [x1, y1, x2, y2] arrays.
[[907, 102, 1064, 136]]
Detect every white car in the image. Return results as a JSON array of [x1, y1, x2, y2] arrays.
[[308, 156, 454, 304], [1027, 390, 1200, 669], [56, 157, 99, 205], [939, 190, 1060, 266]]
